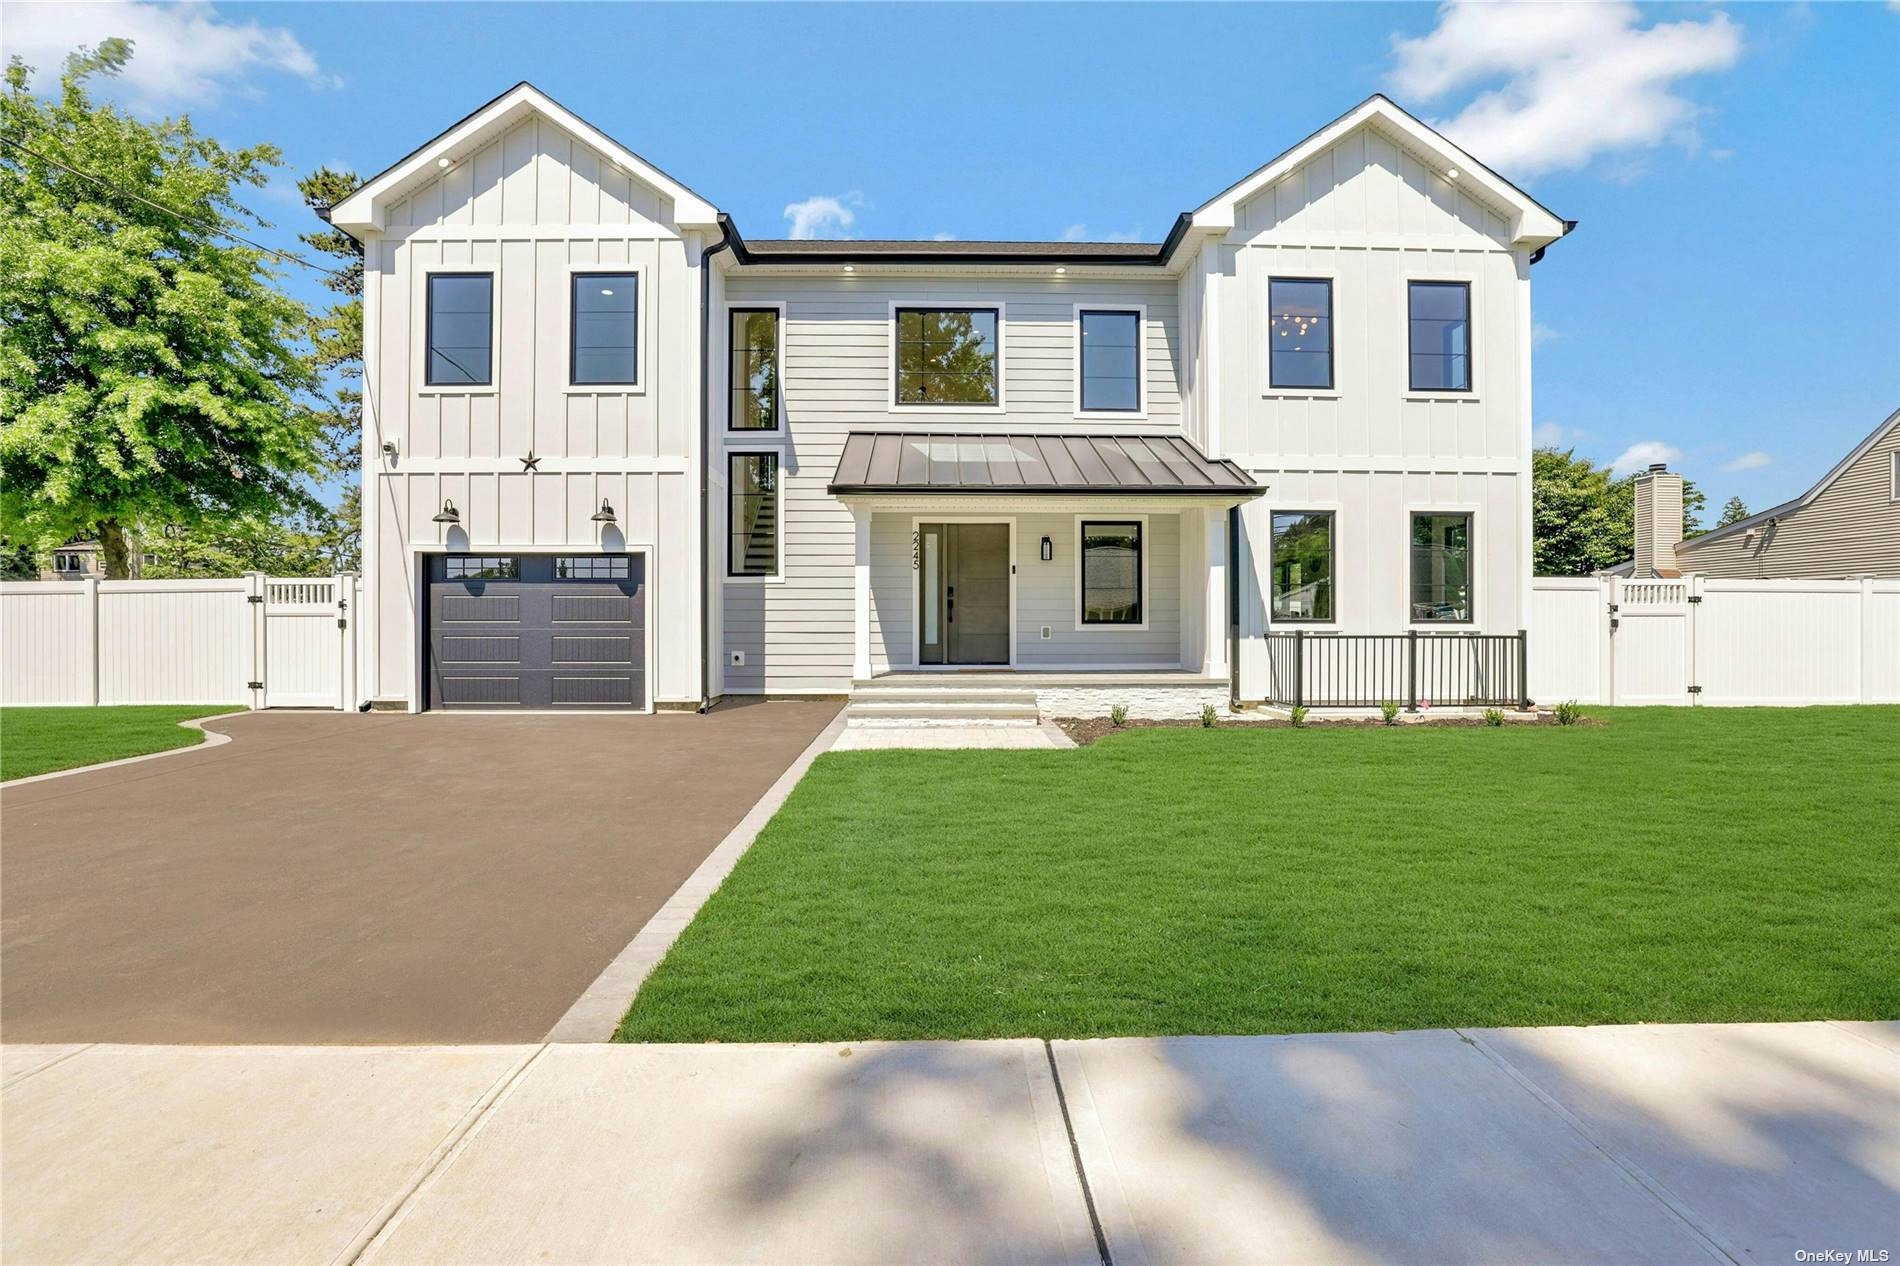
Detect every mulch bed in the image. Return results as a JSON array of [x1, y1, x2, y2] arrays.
[[1055, 711, 1583, 746]]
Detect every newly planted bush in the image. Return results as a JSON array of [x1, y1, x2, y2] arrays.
[[1109, 704, 1128, 728], [1289, 705, 1309, 728], [1484, 708, 1505, 727], [1554, 700, 1583, 726], [1380, 700, 1400, 726], [1200, 703, 1219, 728]]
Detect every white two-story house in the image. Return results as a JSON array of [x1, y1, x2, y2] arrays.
[[328, 85, 1570, 716]]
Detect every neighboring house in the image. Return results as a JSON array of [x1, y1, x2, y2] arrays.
[[40, 540, 154, 581], [1617, 409, 1900, 579], [327, 84, 1571, 713]]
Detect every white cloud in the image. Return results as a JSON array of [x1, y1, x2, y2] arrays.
[[4, 1, 338, 110], [1533, 421, 1593, 448], [782, 192, 862, 240], [1721, 451, 1773, 473], [930, 231, 958, 241], [1531, 322, 1560, 345], [1059, 223, 1144, 243], [1610, 440, 1682, 475], [1387, 1, 1742, 176]]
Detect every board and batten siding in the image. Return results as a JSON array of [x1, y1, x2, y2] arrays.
[[361, 113, 705, 706], [717, 274, 1184, 692], [1676, 421, 1900, 579], [1208, 121, 1534, 659]]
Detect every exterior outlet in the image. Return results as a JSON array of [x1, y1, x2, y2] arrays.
[[729, 651, 745, 667], [1040, 626, 1053, 640]]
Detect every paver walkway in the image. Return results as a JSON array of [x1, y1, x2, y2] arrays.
[[3, 1021, 1893, 1264]]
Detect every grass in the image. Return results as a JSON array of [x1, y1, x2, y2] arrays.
[[617, 707, 1900, 1042], [0, 706, 241, 781]]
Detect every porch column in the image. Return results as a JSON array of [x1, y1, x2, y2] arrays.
[[1202, 508, 1229, 677], [853, 506, 872, 681]]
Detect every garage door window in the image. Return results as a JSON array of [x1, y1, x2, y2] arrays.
[[555, 556, 631, 580], [444, 556, 518, 579]]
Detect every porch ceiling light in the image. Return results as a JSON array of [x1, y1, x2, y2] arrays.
[[591, 498, 618, 524], [432, 499, 460, 525]]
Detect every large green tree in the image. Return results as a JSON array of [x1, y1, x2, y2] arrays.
[[1532, 446, 1706, 575], [292, 165, 365, 572], [1715, 495, 1750, 529], [0, 40, 321, 577]]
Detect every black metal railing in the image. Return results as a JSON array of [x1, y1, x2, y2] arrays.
[[1263, 630, 1529, 710]]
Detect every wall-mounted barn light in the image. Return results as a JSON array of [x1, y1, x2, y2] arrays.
[[432, 499, 460, 525], [591, 498, 617, 525]]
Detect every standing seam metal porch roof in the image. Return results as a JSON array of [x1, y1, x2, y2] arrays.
[[828, 433, 1266, 496]]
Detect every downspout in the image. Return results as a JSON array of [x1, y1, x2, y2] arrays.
[[697, 216, 735, 713]]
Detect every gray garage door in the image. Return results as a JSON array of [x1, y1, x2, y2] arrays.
[[426, 554, 646, 710]]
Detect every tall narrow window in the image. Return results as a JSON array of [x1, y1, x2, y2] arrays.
[[426, 274, 493, 386], [1408, 281, 1471, 392], [1079, 520, 1142, 625], [729, 308, 780, 430], [1270, 511, 1334, 622], [1410, 513, 1472, 623], [1078, 309, 1140, 412], [570, 272, 638, 385], [895, 307, 999, 406], [1268, 279, 1333, 389], [728, 453, 779, 578]]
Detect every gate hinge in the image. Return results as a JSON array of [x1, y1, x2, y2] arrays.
[[1687, 684, 1702, 694], [336, 618, 348, 630], [246, 594, 264, 604], [1687, 595, 1702, 604], [246, 680, 264, 691]]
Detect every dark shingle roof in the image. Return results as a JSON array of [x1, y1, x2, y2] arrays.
[[744, 238, 1161, 258], [829, 433, 1265, 497]]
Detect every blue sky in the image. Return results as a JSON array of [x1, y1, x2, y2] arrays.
[[8, 1, 1898, 519]]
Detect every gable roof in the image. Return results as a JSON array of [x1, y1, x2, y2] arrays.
[[1679, 407, 1900, 553], [327, 82, 719, 235], [1191, 94, 1573, 251]]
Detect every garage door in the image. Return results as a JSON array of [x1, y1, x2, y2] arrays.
[[426, 554, 646, 710]]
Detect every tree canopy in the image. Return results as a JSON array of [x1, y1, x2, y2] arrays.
[[0, 40, 321, 576]]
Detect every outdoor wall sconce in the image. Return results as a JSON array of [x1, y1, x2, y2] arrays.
[[1040, 535, 1054, 562], [591, 498, 617, 525], [432, 499, 460, 525]]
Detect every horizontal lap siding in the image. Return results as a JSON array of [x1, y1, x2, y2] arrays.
[[720, 274, 1185, 692], [1016, 512, 1180, 666]]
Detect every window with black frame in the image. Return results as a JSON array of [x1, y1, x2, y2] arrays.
[[443, 556, 518, 580], [1078, 309, 1140, 412], [570, 272, 638, 386], [1270, 511, 1334, 621], [895, 308, 999, 405], [729, 308, 780, 429], [728, 453, 779, 577], [426, 274, 493, 386], [1268, 279, 1333, 390], [1079, 521, 1142, 625], [1409, 513, 1472, 623], [1407, 281, 1471, 392]]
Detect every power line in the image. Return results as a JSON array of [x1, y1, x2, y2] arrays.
[[1, 131, 353, 282]]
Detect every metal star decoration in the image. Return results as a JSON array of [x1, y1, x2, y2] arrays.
[[520, 451, 541, 471]]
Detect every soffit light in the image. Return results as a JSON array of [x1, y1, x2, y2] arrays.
[[437, 157, 452, 170]]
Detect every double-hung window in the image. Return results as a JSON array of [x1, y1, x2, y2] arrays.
[[728, 452, 780, 578], [426, 274, 493, 386], [729, 308, 780, 429], [1077, 308, 1141, 413], [895, 307, 999, 406], [1268, 279, 1334, 390], [1409, 513, 1473, 623], [1270, 511, 1334, 622], [1079, 520, 1143, 626], [571, 272, 639, 386], [1407, 281, 1472, 392]]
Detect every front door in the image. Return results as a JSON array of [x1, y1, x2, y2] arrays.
[[918, 523, 1010, 665]]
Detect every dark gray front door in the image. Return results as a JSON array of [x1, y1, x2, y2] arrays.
[[918, 523, 1010, 666], [426, 554, 645, 709]]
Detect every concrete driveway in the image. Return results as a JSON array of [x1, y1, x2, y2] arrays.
[[0, 701, 839, 1044]]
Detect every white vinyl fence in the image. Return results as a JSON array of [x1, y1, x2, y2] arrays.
[[1, 573, 362, 709], [1530, 574, 1900, 707]]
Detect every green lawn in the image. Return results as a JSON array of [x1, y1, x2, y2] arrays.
[[0, 706, 241, 781], [618, 708, 1900, 1043]]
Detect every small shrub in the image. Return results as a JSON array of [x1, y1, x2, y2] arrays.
[[1380, 700, 1400, 726], [1554, 700, 1583, 726], [1483, 707, 1505, 727], [1200, 703, 1219, 728], [1289, 705, 1309, 728], [1109, 704, 1128, 728]]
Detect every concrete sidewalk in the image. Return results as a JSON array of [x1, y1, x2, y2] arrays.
[[3, 1022, 1894, 1265]]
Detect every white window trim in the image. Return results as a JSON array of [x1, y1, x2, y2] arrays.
[[1404, 503, 1481, 630], [1072, 303, 1147, 420], [725, 449, 785, 584], [908, 515, 1018, 669], [1890, 450, 1899, 502], [1403, 275, 1479, 400], [722, 300, 787, 434], [562, 261, 649, 395], [417, 266, 501, 396], [1073, 512, 1151, 633], [1265, 503, 1343, 629], [1263, 275, 1338, 397], [887, 300, 1007, 414]]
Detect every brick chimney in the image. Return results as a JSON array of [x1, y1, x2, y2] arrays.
[[1632, 462, 1684, 578]]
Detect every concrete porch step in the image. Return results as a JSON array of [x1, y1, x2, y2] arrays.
[[846, 687, 1038, 707], [846, 701, 1042, 724]]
